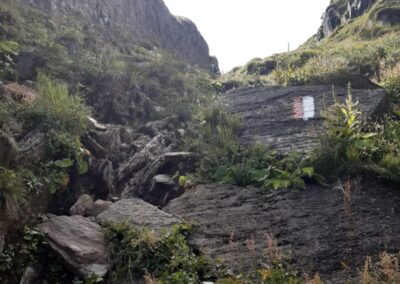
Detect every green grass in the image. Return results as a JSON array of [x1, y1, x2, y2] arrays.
[[219, 0, 400, 91], [30, 73, 89, 136]]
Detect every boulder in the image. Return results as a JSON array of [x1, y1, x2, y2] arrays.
[[96, 199, 181, 236], [20, 266, 40, 284], [37, 215, 110, 278], [69, 195, 112, 217], [16, 131, 46, 165], [376, 7, 400, 25], [164, 183, 400, 283], [87, 117, 107, 131], [148, 174, 183, 207], [89, 158, 114, 193], [82, 135, 107, 159], [222, 85, 387, 153], [69, 194, 94, 216], [87, 199, 113, 217]]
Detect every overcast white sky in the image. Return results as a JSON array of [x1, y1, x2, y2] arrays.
[[163, 0, 330, 72]]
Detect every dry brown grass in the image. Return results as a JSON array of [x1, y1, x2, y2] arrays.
[[360, 252, 400, 284]]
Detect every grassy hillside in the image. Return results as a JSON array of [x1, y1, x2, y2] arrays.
[[218, 0, 400, 106], [0, 1, 215, 126]]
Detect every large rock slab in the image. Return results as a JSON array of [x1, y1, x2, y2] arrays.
[[222, 85, 387, 153], [96, 199, 181, 236], [38, 215, 110, 278], [164, 183, 400, 283]]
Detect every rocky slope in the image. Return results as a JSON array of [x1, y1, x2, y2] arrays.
[[317, 0, 376, 39], [18, 0, 217, 70], [0, 0, 399, 283], [165, 182, 400, 282]]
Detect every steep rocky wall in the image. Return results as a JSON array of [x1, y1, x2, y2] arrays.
[[19, 0, 216, 70], [317, 0, 376, 39], [222, 85, 387, 153], [165, 182, 400, 283]]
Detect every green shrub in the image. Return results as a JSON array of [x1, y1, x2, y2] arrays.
[[0, 226, 77, 283], [0, 167, 25, 211], [105, 222, 213, 283], [188, 106, 322, 190], [313, 86, 400, 183], [0, 40, 19, 80], [313, 86, 374, 177], [214, 148, 322, 190], [30, 73, 89, 136], [40, 131, 88, 194], [193, 106, 242, 180], [381, 63, 400, 101], [272, 55, 350, 86]]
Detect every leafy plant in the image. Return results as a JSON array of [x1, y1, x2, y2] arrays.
[[0, 227, 43, 282], [313, 86, 400, 183], [188, 105, 322, 190], [105, 222, 214, 283]]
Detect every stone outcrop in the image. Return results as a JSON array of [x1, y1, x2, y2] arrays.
[[376, 7, 400, 25], [96, 199, 181, 236], [38, 215, 110, 278], [120, 151, 198, 206], [69, 195, 112, 217], [317, 0, 377, 39], [164, 183, 400, 283], [222, 85, 387, 153], [78, 115, 197, 205], [19, 0, 216, 70], [69, 194, 94, 216]]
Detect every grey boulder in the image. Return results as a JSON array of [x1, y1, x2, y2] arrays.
[[69, 194, 94, 216], [96, 199, 181, 236], [37, 215, 110, 278]]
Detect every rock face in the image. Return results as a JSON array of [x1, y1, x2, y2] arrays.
[[19, 0, 216, 70], [164, 183, 400, 283], [120, 151, 198, 206], [78, 115, 197, 205], [97, 199, 181, 236], [222, 85, 387, 153], [317, 0, 376, 39], [37, 215, 110, 278], [377, 7, 400, 25]]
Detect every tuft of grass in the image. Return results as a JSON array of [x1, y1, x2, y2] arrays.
[[30, 73, 90, 136], [361, 252, 400, 284]]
